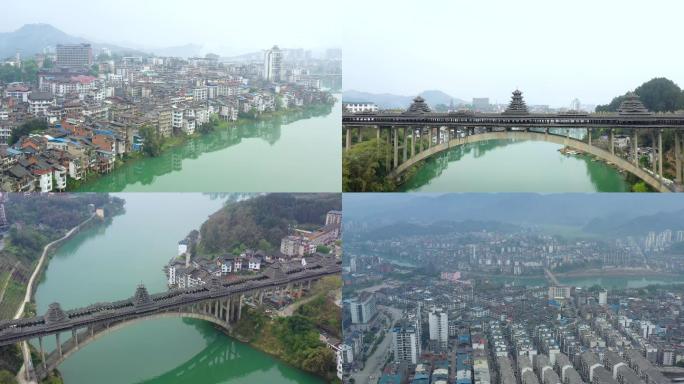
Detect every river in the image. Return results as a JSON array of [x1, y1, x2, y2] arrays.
[[75, 96, 342, 193], [31, 193, 324, 384], [475, 274, 684, 289], [399, 139, 631, 192]]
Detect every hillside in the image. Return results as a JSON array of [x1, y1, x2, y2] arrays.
[[198, 193, 341, 255], [343, 193, 684, 229], [0, 24, 146, 59]]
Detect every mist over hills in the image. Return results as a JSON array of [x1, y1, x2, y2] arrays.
[[344, 194, 684, 236], [362, 220, 520, 240], [343, 89, 466, 109], [0, 23, 148, 58]]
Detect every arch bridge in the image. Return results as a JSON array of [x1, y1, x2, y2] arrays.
[[342, 91, 684, 191], [0, 258, 340, 381]]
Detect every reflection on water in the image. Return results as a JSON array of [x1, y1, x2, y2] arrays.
[[75, 102, 336, 192], [138, 320, 323, 384], [400, 139, 630, 192], [31, 194, 323, 384]]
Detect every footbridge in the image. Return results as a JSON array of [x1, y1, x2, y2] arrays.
[[343, 91, 684, 191], [0, 258, 340, 381]]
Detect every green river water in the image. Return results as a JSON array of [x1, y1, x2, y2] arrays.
[[32, 193, 324, 384], [75, 96, 341, 193], [400, 139, 631, 192]]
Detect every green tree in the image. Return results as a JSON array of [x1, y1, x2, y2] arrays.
[[9, 119, 47, 145], [0, 370, 17, 384], [631, 182, 649, 192], [42, 57, 54, 69], [635, 78, 681, 112], [89, 64, 99, 77], [316, 245, 331, 254], [342, 138, 396, 192], [139, 125, 163, 157], [257, 239, 273, 252], [597, 77, 682, 112]]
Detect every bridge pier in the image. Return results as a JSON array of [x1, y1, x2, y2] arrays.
[[658, 129, 663, 179], [38, 336, 46, 370], [587, 128, 592, 146], [72, 328, 78, 347], [418, 127, 424, 152], [385, 127, 390, 173], [676, 131, 682, 184], [410, 127, 415, 159], [393, 128, 398, 169], [55, 333, 62, 358], [610, 129, 614, 155], [344, 127, 351, 152], [402, 127, 408, 163], [633, 128, 639, 166], [357, 127, 362, 145], [227, 297, 232, 322], [651, 130, 657, 176]]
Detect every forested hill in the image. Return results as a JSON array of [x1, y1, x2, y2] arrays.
[[199, 193, 341, 255], [596, 77, 684, 112]]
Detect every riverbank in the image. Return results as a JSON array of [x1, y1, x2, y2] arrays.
[[66, 101, 335, 192], [227, 276, 342, 383], [14, 213, 102, 384], [554, 267, 678, 278], [27, 194, 324, 384]]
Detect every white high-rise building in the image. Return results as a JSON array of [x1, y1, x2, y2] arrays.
[[392, 325, 419, 364], [428, 309, 449, 351], [598, 290, 608, 306], [349, 293, 377, 324], [264, 45, 282, 82]]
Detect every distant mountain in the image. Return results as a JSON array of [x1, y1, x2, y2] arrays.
[[0, 24, 150, 59], [150, 43, 203, 58], [362, 220, 519, 241], [221, 50, 264, 63], [0, 24, 88, 58], [344, 193, 684, 232], [583, 208, 684, 236], [342, 89, 466, 110]]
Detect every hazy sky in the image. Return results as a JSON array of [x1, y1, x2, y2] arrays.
[[1, 0, 340, 55], [343, 0, 684, 107]]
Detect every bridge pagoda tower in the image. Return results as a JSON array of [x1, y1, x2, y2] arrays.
[[502, 89, 529, 115], [132, 284, 154, 309], [617, 93, 662, 178]]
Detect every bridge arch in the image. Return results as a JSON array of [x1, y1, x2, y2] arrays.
[[37, 310, 233, 379], [390, 130, 671, 192]]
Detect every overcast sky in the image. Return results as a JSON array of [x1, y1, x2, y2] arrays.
[[1, 0, 340, 56], [343, 0, 684, 107]]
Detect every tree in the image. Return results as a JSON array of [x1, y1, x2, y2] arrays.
[[42, 57, 54, 69], [0, 371, 17, 384], [89, 64, 99, 77], [635, 78, 681, 112], [9, 119, 47, 145], [596, 77, 682, 112], [631, 182, 649, 192], [139, 125, 163, 157], [342, 138, 396, 192], [316, 245, 331, 254]]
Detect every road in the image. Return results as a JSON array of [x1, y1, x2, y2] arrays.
[[351, 306, 403, 384], [15, 215, 95, 384]]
